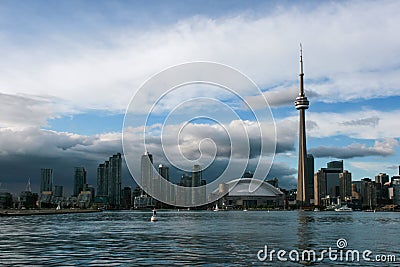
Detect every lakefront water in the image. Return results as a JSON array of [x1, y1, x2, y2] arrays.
[[0, 210, 399, 266]]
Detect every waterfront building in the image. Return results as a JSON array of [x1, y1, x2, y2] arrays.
[[134, 195, 155, 209], [108, 153, 122, 207], [176, 173, 192, 206], [39, 191, 53, 208], [361, 178, 377, 209], [96, 153, 122, 208], [77, 191, 92, 209], [19, 191, 38, 209], [121, 186, 132, 209], [18, 178, 37, 209], [314, 170, 326, 206], [74, 167, 87, 197], [306, 154, 315, 204], [158, 164, 175, 204], [83, 184, 95, 202], [0, 192, 13, 209], [52, 185, 64, 208], [191, 164, 205, 205], [40, 168, 53, 194], [54, 185, 63, 197], [213, 178, 284, 208], [141, 152, 154, 196], [295, 45, 310, 206], [352, 182, 362, 199], [392, 178, 400, 206], [158, 164, 169, 181], [375, 173, 390, 205], [339, 170, 352, 201], [192, 165, 202, 187], [179, 173, 192, 187], [97, 162, 109, 197], [313, 167, 342, 206]]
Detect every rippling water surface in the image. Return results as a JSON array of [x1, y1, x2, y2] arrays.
[[0, 210, 399, 266]]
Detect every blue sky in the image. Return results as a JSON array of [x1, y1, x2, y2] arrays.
[[0, 0, 399, 194]]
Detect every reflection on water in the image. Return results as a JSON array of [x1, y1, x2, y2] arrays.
[[0, 211, 398, 266]]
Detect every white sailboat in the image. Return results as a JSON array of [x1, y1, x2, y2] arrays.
[[213, 203, 219, 211]]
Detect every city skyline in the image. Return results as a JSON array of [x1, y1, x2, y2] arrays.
[[0, 1, 399, 193]]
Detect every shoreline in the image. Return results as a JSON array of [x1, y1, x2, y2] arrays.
[[0, 209, 102, 217]]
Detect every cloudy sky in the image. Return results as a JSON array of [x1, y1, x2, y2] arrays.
[[0, 0, 399, 195]]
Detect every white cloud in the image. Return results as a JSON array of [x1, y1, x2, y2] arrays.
[[306, 109, 400, 139], [0, 93, 64, 129], [0, 1, 399, 112]]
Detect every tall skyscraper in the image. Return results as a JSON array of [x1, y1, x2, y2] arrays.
[[314, 167, 342, 206], [339, 170, 352, 201], [97, 162, 109, 197], [314, 170, 326, 206], [96, 153, 122, 207], [158, 164, 172, 204], [393, 178, 400, 205], [361, 178, 377, 209], [191, 164, 205, 205], [306, 154, 314, 204], [158, 164, 170, 181], [40, 168, 53, 194], [74, 167, 87, 196], [375, 173, 389, 204], [295, 45, 310, 205], [108, 153, 122, 207], [192, 164, 202, 187], [141, 152, 154, 196]]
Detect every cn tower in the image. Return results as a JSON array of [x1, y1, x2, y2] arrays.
[[295, 44, 310, 206]]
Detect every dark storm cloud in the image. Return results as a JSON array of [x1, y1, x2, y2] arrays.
[[309, 139, 398, 159], [0, 127, 126, 194], [265, 162, 297, 189], [0, 117, 298, 193]]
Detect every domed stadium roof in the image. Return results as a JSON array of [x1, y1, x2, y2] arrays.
[[225, 178, 283, 197]]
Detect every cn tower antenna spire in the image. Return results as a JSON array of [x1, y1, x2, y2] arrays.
[[299, 43, 304, 96]]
